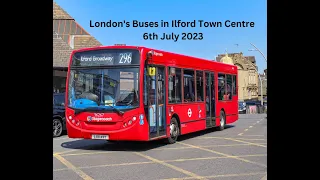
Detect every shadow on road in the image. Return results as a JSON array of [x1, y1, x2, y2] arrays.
[[60, 125, 235, 152]]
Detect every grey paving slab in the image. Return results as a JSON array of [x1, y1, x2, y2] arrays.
[[53, 170, 84, 180], [53, 157, 67, 170], [206, 145, 267, 156], [167, 158, 266, 177], [63, 151, 151, 167], [82, 163, 188, 180]]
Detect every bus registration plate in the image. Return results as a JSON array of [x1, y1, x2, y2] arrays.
[[92, 134, 109, 140]]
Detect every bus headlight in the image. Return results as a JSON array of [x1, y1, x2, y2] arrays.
[[122, 116, 138, 128], [69, 116, 80, 126]]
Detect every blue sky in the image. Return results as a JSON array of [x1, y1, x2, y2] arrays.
[[55, 0, 267, 73]]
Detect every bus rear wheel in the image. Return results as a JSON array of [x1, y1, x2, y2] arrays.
[[218, 111, 225, 131], [166, 117, 179, 144]]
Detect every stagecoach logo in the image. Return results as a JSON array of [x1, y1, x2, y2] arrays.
[[148, 50, 163, 56], [86, 113, 112, 122]]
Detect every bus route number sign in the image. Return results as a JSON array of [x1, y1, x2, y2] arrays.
[[117, 53, 132, 65]]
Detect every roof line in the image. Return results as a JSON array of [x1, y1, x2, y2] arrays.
[[53, 18, 75, 20]]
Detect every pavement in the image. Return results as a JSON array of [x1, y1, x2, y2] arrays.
[[53, 114, 267, 180]]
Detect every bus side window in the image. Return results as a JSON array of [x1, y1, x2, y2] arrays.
[[226, 74, 232, 100], [218, 73, 225, 101], [196, 71, 204, 102], [232, 75, 237, 96], [183, 69, 195, 102]]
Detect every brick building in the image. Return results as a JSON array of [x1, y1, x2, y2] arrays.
[[53, 1, 102, 93]]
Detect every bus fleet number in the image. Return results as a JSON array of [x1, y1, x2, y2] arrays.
[[119, 53, 132, 64], [181, 33, 203, 40]]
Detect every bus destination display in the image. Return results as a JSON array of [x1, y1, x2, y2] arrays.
[[72, 49, 140, 66]]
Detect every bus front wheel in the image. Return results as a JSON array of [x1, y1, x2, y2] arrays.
[[166, 117, 179, 144]]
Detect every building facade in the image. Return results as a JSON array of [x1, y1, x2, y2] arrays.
[[258, 70, 267, 99], [217, 52, 259, 101], [53, 1, 102, 93]]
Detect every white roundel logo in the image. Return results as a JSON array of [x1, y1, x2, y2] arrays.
[[187, 108, 192, 117]]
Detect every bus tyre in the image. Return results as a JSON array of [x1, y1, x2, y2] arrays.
[[167, 117, 179, 144], [53, 118, 63, 137], [218, 111, 225, 131]]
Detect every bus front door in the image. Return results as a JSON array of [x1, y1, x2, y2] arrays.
[[147, 66, 166, 139]]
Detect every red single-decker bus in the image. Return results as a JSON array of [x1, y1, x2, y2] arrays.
[[65, 45, 238, 144]]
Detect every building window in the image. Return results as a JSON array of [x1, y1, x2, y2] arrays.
[[168, 67, 182, 103], [183, 69, 195, 102], [196, 71, 204, 102]]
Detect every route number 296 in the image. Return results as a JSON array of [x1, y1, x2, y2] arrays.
[[119, 53, 132, 64]]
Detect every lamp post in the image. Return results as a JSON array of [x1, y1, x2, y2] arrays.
[[248, 43, 267, 62], [247, 43, 266, 106]]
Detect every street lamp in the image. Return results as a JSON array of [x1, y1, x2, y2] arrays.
[[248, 43, 267, 62]]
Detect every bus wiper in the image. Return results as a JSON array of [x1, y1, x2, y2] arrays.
[[105, 103, 124, 116], [74, 107, 107, 115], [73, 106, 124, 116]]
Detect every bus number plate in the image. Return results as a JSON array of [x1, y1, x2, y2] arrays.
[[92, 134, 109, 140]]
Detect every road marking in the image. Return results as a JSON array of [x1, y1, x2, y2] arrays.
[[224, 138, 267, 148], [53, 153, 94, 180], [197, 136, 267, 148], [238, 133, 243, 136], [244, 129, 248, 131], [53, 137, 69, 141], [53, 142, 109, 155], [164, 154, 267, 163], [55, 143, 268, 157], [81, 161, 154, 169], [261, 174, 267, 180], [62, 151, 113, 156], [241, 135, 264, 137], [53, 154, 267, 172], [161, 172, 266, 180], [153, 143, 267, 150], [234, 138, 266, 141], [54, 149, 79, 155], [249, 126, 253, 128], [198, 137, 266, 142], [133, 152, 207, 180], [53, 168, 69, 172], [177, 142, 267, 167], [257, 121, 260, 123]]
